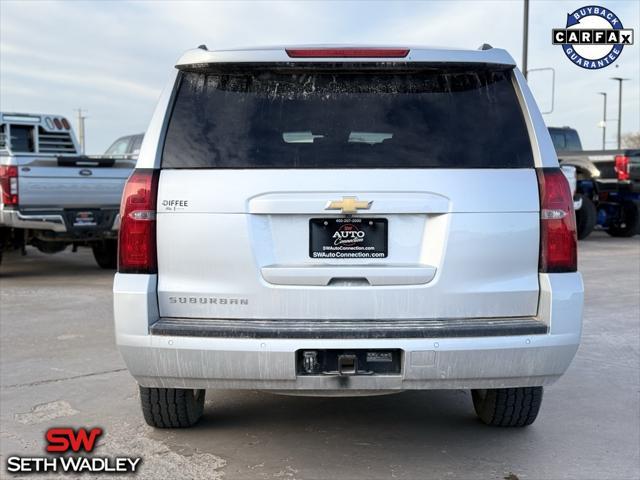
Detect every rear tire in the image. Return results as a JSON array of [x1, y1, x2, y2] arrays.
[[139, 386, 205, 428], [92, 240, 117, 269], [607, 201, 639, 237], [575, 195, 596, 240], [471, 387, 543, 427]]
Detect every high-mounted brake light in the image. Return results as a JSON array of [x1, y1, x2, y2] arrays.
[[0, 165, 19, 206], [614, 155, 630, 181], [286, 48, 409, 58], [118, 169, 160, 274], [537, 168, 577, 273]]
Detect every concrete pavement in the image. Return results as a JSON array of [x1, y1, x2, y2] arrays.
[[1, 233, 638, 479]]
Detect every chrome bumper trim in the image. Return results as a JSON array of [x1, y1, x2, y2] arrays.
[[0, 209, 67, 232]]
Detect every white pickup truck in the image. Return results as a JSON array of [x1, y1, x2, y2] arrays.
[[0, 112, 135, 268]]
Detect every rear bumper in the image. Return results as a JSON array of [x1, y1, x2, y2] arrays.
[[114, 273, 583, 391], [596, 178, 640, 195], [118, 333, 579, 390], [0, 207, 120, 234], [0, 208, 67, 232]]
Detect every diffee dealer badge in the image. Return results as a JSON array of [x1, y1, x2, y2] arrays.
[[553, 5, 634, 69]]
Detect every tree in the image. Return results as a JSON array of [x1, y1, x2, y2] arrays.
[[622, 132, 640, 148]]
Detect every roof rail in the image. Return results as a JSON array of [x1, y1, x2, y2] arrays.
[[478, 43, 493, 50]]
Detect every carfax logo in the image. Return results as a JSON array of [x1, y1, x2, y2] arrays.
[[552, 5, 634, 69]]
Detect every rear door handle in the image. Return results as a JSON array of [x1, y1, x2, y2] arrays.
[[260, 264, 437, 286]]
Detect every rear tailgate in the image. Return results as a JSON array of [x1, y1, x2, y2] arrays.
[[156, 64, 540, 321], [157, 170, 539, 320], [17, 157, 132, 208]]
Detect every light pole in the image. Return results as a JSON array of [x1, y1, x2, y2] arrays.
[[522, 0, 529, 78], [598, 92, 607, 150], [611, 77, 629, 149], [76, 108, 87, 154]]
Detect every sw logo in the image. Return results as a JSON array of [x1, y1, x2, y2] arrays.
[[552, 5, 634, 69], [6, 427, 141, 474], [46, 427, 103, 452]]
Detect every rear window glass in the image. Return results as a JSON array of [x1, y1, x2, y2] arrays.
[[105, 136, 130, 155], [0, 124, 6, 150], [9, 125, 35, 153], [130, 134, 143, 153], [549, 128, 582, 151], [549, 129, 566, 150], [162, 68, 533, 169], [564, 129, 582, 151]]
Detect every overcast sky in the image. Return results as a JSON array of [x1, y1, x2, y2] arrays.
[[1, 0, 638, 153]]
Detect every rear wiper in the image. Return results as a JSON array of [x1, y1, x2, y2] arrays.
[[348, 132, 393, 145], [282, 131, 325, 144]]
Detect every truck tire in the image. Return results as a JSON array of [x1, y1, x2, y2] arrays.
[[575, 195, 596, 240], [607, 201, 640, 237], [139, 386, 205, 428], [92, 240, 117, 269], [471, 387, 543, 427]]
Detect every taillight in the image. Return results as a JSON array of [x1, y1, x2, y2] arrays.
[[614, 155, 630, 181], [285, 48, 409, 58], [118, 169, 160, 274], [537, 168, 577, 273], [0, 165, 19, 206]]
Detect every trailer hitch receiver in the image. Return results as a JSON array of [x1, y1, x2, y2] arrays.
[[337, 354, 357, 376]]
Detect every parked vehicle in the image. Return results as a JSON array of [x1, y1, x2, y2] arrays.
[[0, 113, 135, 268], [114, 45, 583, 428], [105, 133, 144, 158], [550, 126, 640, 238]]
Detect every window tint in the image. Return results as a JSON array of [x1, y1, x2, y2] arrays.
[[9, 125, 35, 153], [163, 68, 533, 169]]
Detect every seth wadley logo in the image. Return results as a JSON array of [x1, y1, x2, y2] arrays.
[[6, 427, 141, 474], [552, 5, 634, 69]]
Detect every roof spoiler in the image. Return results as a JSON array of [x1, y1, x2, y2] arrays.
[[176, 45, 516, 68]]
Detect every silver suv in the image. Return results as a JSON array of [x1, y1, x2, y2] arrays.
[[114, 45, 583, 428]]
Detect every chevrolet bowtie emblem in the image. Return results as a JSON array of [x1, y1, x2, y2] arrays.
[[325, 196, 373, 214]]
